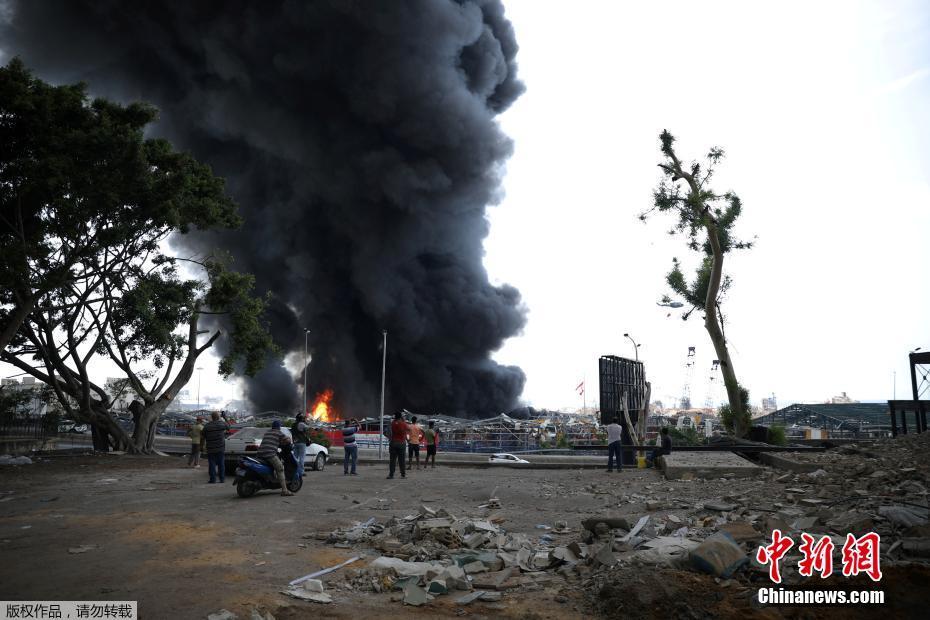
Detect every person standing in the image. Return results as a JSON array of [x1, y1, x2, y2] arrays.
[[187, 416, 205, 468], [387, 411, 407, 479], [423, 420, 439, 468], [342, 418, 359, 475], [257, 420, 295, 496], [202, 412, 229, 483], [406, 415, 423, 471], [291, 412, 309, 472], [605, 417, 623, 473]]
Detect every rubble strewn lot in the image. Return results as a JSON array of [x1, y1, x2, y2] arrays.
[[1, 435, 929, 619]]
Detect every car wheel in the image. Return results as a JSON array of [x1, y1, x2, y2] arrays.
[[312, 453, 326, 471]]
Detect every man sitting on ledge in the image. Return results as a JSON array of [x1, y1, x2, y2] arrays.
[[649, 426, 673, 468]]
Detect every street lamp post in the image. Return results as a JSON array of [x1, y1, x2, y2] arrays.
[[303, 329, 310, 417], [623, 333, 640, 362], [196, 366, 204, 411], [379, 330, 388, 460]]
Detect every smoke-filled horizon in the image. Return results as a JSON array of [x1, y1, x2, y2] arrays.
[[2, 0, 528, 418]]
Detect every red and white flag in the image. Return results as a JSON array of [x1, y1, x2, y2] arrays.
[[576, 380, 585, 396]]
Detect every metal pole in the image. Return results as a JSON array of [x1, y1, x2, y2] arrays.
[[304, 329, 310, 417], [623, 333, 639, 362], [196, 367, 203, 410], [379, 330, 387, 460]]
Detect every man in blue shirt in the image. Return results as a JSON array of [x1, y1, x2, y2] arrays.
[[342, 418, 359, 475]]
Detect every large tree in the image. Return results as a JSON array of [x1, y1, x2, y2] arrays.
[[0, 58, 227, 350], [648, 130, 754, 436], [0, 60, 276, 451]]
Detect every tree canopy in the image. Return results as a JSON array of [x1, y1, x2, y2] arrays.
[[0, 59, 277, 451]]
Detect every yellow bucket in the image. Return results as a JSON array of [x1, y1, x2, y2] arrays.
[[636, 456, 647, 469]]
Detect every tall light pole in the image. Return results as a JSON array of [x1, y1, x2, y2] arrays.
[[623, 333, 640, 362], [379, 329, 387, 460], [303, 328, 310, 417], [196, 366, 204, 411]]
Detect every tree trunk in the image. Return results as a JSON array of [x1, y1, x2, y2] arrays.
[[638, 380, 652, 451], [83, 404, 138, 453], [702, 223, 748, 437], [134, 399, 171, 454]]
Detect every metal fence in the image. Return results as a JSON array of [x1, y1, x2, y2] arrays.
[[0, 414, 56, 439]]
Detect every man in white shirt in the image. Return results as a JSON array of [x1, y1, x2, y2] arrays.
[[605, 417, 623, 472]]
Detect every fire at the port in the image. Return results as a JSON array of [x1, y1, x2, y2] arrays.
[[309, 389, 337, 423]]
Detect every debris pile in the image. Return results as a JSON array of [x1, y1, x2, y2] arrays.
[[287, 432, 930, 611], [0, 455, 33, 466]]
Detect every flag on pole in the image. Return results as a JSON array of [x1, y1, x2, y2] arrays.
[[576, 379, 585, 396]]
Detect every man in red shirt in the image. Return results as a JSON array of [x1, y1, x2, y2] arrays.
[[387, 411, 407, 479]]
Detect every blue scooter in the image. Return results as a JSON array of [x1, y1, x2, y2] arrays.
[[234, 443, 303, 498]]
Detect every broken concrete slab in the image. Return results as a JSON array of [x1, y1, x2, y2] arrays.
[[717, 521, 761, 543], [662, 452, 762, 480], [455, 590, 487, 605], [301, 579, 324, 593], [879, 505, 928, 528], [471, 567, 518, 591], [628, 536, 700, 566], [369, 556, 443, 577], [689, 532, 748, 578], [282, 588, 333, 604], [704, 501, 737, 512], [402, 582, 429, 606], [426, 578, 448, 595], [759, 452, 820, 473], [791, 516, 820, 531]]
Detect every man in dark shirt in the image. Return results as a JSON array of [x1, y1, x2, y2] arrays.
[[650, 426, 673, 468], [258, 420, 294, 496], [387, 411, 407, 479], [201, 412, 229, 484]]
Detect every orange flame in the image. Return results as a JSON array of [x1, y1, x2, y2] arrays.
[[309, 389, 337, 423]]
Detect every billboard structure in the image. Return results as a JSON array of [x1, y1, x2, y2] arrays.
[[598, 355, 647, 426]]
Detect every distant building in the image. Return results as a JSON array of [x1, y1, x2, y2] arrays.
[[761, 395, 777, 413], [828, 391, 858, 404]]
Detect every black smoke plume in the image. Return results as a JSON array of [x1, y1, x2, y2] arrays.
[[2, 0, 527, 417]]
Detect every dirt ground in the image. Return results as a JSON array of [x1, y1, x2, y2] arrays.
[[0, 454, 924, 619]]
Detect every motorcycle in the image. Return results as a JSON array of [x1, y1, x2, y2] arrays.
[[233, 442, 303, 498]]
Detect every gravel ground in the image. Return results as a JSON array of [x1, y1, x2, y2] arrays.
[[0, 449, 926, 619]]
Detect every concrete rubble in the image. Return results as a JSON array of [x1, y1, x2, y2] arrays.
[[293, 431, 930, 611]]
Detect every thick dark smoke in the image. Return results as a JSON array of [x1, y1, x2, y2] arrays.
[[2, 0, 527, 417]]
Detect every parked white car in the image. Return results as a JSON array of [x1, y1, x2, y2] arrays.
[[488, 453, 530, 465], [225, 426, 329, 471]]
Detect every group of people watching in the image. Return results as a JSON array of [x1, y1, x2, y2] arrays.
[[387, 412, 439, 479], [603, 416, 672, 471], [186, 409, 441, 489]]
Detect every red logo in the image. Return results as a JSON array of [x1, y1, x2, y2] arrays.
[[758, 531, 883, 583], [798, 533, 834, 578], [756, 529, 794, 584], [841, 532, 882, 582]]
